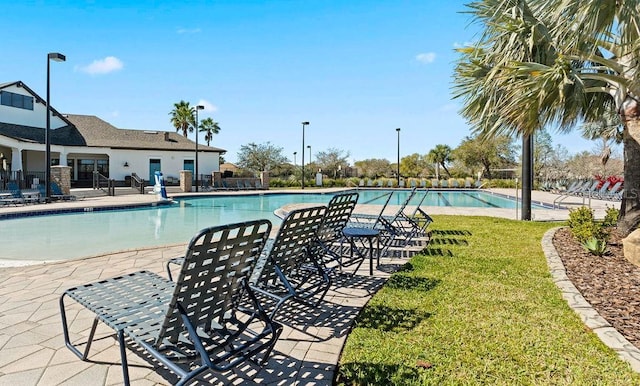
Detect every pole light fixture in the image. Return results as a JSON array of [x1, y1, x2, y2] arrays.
[[293, 151, 297, 166], [396, 128, 401, 186], [301, 121, 309, 189], [45, 52, 66, 203], [194, 105, 204, 192]]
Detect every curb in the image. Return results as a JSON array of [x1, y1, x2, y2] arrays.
[[542, 227, 640, 372]]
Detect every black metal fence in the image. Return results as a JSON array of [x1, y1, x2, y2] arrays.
[[0, 171, 46, 190]]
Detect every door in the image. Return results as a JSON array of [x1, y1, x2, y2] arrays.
[[149, 159, 161, 183], [183, 160, 194, 181]]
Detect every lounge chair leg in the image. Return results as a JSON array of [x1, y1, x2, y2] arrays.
[[60, 294, 99, 361], [117, 330, 131, 386], [82, 317, 99, 360]]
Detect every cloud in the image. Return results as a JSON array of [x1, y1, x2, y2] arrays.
[[177, 27, 201, 34], [197, 99, 218, 112], [78, 56, 124, 75], [415, 52, 436, 64]]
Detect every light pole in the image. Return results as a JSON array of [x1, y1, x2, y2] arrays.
[[301, 121, 309, 189], [45, 52, 66, 203], [396, 128, 401, 186], [194, 105, 204, 192], [307, 145, 312, 168], [293, 151, 297, 166]]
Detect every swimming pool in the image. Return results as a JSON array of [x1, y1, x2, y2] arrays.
[[0, 189, 536, 262]]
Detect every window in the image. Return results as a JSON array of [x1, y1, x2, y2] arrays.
[[96, 159, 109, 176], [0, 91, 34, 110]]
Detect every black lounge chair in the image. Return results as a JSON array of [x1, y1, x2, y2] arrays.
[[349, 188, 424, 256], [60, 219, 282, 386], [311, 192, 362, 273], [249, 205, 329, 318]]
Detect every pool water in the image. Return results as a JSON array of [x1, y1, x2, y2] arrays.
[[0, 189, 536, 262]]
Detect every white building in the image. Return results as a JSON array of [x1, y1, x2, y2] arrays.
[[0, 81, 225, 187]]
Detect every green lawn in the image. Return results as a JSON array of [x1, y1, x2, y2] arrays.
[[336, 216, 640, 385]]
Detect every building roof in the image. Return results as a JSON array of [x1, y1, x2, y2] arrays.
[[65, 114, 225, 153], [0, 112, 225, 153]]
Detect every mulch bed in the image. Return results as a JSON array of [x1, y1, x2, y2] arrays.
[[553, 227, 640, 347]]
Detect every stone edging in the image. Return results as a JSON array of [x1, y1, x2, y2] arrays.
[[542, 227, 640, 372]]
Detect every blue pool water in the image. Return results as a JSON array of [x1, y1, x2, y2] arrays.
[[0, 189, 535, 262]]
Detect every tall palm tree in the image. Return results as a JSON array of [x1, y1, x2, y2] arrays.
[[453, 0, 562, 220], [199, 117, 221, 146], [427, 144, 453, 178], [169, 100, 195, 137], [455, 0, 640, 234]]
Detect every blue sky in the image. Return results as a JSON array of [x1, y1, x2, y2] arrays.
[[2, 0, 601, 164]]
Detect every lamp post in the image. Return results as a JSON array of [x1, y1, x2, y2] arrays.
[[293, 151, 297, 165], [301, 121, 309, 189], [396, 128, 401, 186], [307, 145, 312, 168], [194, 105, 204, 192], [45, 52, 66, 203]]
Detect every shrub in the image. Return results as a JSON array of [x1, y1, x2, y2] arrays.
[[567, 206, 607, 243], [603, 206, 620, 227]]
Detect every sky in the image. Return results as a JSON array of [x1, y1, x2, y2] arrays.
[[1, 0, 606, 164]]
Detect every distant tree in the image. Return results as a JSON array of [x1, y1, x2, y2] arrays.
[[400, 153, 430, 178], [354, 159, 392, 179], [581, 108, 623, 170], [237, 142, 288, 172], [453, 135, 515, 179], [534, 129, 555, 181], [199, 118, 221, 146], [169, 100, 195, 137], [427, 144, 454, 178], [314, 148, 350, 178]]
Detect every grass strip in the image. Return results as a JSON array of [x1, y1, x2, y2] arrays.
[[336, 215, 640, 385]]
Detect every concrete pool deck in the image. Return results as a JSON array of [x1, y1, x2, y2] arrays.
[[0, 188, 624, 384]]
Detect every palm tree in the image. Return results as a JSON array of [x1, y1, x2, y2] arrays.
[[427, 144, 453, 179], [169, 100, 195, 137], [199, 117, 221, 146], [453, 0, 615, 221], [455, 0, 640, 234]]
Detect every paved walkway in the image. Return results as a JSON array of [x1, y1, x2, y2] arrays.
[[0, 188, 624, 385]]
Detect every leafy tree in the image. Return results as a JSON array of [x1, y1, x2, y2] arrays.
[[354, 159, 392, 179], [314, 148, 350, 178], [236, 142, 288, 173], [453, 135, 515, 179], [427, 144, 454, 178], [169, 100, 195, 137], [199, 118, 221, 146], [400, 153, 430, 178]]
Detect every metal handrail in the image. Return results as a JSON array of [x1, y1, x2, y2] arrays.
[[93, 171, 115, 196], [130, 173, 145, 194]]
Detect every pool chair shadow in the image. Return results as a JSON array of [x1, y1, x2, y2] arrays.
[[59, 219, 282, 386], [354, 304, 432, 332]]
